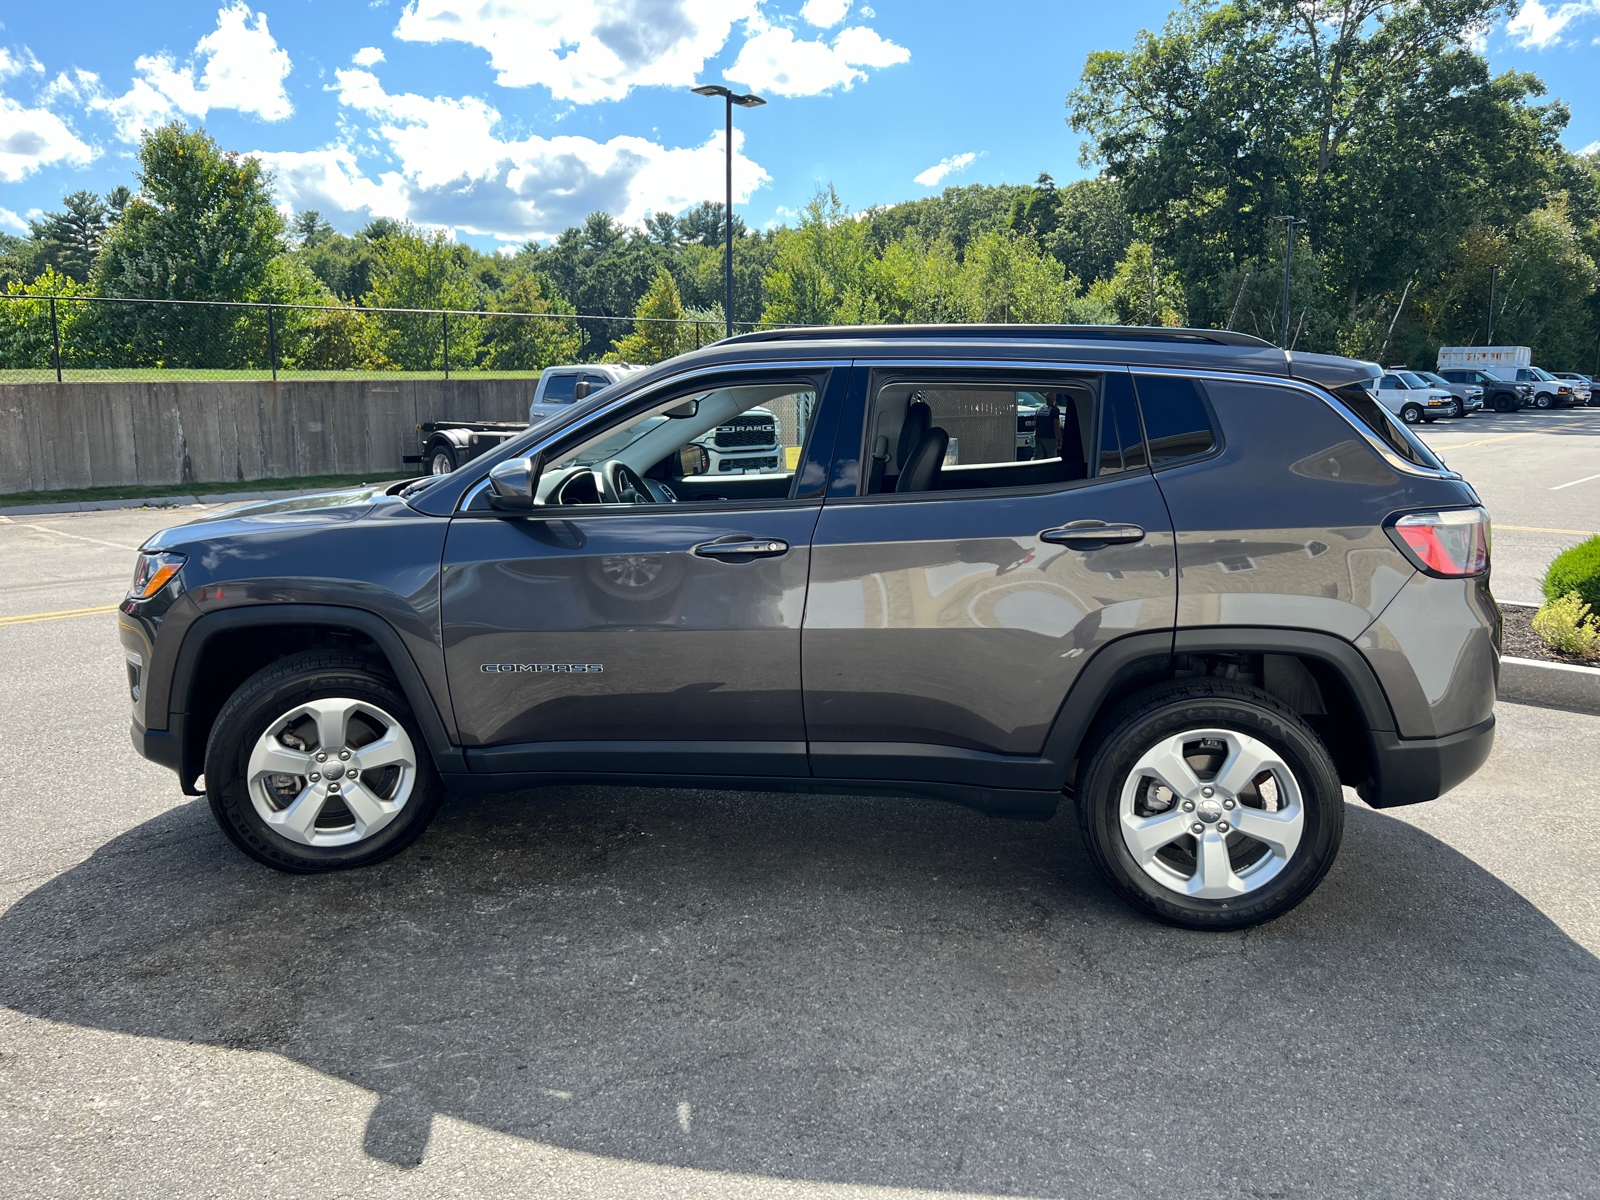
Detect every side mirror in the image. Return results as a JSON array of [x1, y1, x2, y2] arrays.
[[679, 444, 710, 476], [573, 380, 592, 400], [487, 455, 539, 511]]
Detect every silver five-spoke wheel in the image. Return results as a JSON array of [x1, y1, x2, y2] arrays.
[[247, 697, 418, 848], [1119, 728, 1304, 898]]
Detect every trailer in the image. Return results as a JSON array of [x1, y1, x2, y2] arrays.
[[403, 419, 526, 476]]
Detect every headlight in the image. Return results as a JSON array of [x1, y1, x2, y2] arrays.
[[129, 551, 186, 599]]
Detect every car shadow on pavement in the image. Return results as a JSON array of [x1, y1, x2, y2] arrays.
[[3, 787, 1597, 1198]]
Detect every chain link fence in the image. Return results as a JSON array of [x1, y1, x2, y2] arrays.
[[0, 294, 790, 383]]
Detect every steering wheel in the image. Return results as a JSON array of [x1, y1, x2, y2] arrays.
[[597, 459, 656, 504]]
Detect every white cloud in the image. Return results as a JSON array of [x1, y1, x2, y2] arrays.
[[352, 46, 386, 67], [1582, 140, 1600, 155], [0, 206, 28, 232], [0, 46, 44, 81], [913, 151, 976, 188], [1506, 1, 1600, 49], [0, 55, 97, 183], [93, 2, 293, 141], [393, 0, 760, 103], [257, 68, 772, 241], [800, 0, 850, 26], [724, 23, 908, 95]]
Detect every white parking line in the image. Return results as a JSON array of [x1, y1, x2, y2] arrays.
[[1549, 473, 1600, 491]]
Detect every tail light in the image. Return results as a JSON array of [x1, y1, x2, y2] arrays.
[[129, 550, 187, 599], [1386, 508, 1490, 577]]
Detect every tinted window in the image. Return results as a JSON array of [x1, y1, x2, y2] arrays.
[[1398, 372, 1429, 389], [1098, 372, 1146, 475], [582, 374, 611, 389], [1132, 375, 1217, 466], [1330, 385, 1445, 470], [542, 373, 577, 403]]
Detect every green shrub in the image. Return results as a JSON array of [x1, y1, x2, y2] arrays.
[[1543, 536, 1600, 610], [1532, 592, 1600, 660]]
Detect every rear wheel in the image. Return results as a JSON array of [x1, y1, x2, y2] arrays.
[[205, 651, 445, 873], [1075, 679, 1345, 931], [429, 442, 458, 474], [1400, 403, 1423, 424]]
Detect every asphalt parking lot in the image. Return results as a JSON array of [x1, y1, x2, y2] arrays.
[[2, 405, 1598, 1199]]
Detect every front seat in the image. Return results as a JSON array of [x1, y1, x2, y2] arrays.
[[896, 400, 932, 471], [896, 426, 950, 493]]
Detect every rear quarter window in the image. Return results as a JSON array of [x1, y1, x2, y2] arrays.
[[1131, 375, 1218, 466]]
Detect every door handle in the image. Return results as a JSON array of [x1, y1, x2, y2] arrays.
[[1039, 521, 1145, 547], [692, 537, 790, 559]]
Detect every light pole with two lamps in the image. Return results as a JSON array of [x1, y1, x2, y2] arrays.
[[690, 84, 765, 340]]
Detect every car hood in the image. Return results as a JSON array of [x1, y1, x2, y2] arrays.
[[139, 484, 401, 552]]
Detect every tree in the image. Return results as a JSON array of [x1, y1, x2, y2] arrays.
[[291, 209, 335, 248], [1068, 0, 1571, 336], [482, 271, 581, 371], [1089, 241, 1187, 327], [28, 191, 111, 282], [361, 224, 486, 371], [761, 187, 879, 326], [609, 269, 694, 363]]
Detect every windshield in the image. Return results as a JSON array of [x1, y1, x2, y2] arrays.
[[1477, 369, 1509, 382], [1528, 367, 1556, 381], [1420, 372, 1451, 387], [1398, 372, 1430, 389]]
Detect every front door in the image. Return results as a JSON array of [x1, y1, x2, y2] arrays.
[[802, 365, 1177, 787], [441, 367, 842, 778]]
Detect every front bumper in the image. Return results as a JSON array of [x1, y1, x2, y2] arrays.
[[1357, 715, 1495, 809]]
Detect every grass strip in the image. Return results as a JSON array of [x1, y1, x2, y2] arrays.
[[0, 473, 399, 508]]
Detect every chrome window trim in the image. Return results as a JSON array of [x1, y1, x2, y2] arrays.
[[1129, 365, 1455, 480], [449, 358, 849, 514]]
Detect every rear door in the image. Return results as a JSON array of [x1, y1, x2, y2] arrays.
[[802, 363, 1176, 788]]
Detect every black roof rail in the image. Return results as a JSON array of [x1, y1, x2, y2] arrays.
[[722, 323, 1278, 349]]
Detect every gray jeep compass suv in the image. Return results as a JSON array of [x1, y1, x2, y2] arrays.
[[121, 326, 1498, 930]]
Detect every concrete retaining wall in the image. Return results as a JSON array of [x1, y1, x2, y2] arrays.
[[0, 378, 537, 494]]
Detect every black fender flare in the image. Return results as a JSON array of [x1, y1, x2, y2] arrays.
[[167, 603, 463, 790]]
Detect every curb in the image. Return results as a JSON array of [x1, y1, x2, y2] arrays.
[[0, 488, 343, 517], [1498, 655, 1600, 716]]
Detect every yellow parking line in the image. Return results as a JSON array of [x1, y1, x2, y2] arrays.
[[1437, 421, 1600, 450], [0, 603, 121, 627], [1496, 525, 1599, 537]]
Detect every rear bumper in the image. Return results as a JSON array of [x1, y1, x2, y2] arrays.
[[1358, 714, 1495, 809]]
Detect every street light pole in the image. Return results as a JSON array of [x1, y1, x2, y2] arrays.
[[1487, 263, 1500, 343], [691, 84, 765, 340], [1273, 215, 1306, 349]]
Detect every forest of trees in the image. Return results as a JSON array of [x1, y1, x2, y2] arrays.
[[3, 0, 1598, 373]]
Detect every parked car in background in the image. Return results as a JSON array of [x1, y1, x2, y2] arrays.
[[1512, 366, 1581, 409], [1409, 369, 1482, 418], [1436, 367, 1533, 413], [1372, 370, 1453, 424], [1551, 371, 1594, 406]]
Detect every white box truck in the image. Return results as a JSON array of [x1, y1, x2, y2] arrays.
[[1437, 345, 1531, 372]]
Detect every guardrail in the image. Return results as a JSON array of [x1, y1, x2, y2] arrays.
[[0, 293, 794, 383]]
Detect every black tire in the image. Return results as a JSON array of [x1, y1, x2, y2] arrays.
[[1074, 679, 1345, 931], [1449, 399, 1464, 418], [429, 442, 458, 474], [204, 650, 445, 874], [1400, 403, 1422, 424], [1495, 393, 1517, 413], [1422, 415, 1436, 423]]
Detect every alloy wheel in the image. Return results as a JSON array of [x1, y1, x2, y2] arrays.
[[246, 697, 418, 848], [1118, 728, 1305, 899]]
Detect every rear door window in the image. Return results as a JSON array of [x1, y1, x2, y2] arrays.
[[1130, 375, 1218, 466]]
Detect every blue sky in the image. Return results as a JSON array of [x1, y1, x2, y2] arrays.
[[2, 1, 1597, 252]]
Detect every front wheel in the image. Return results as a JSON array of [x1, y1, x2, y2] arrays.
[[1449, 399, 1464, 418], [1400, 403, 1422, 424], [204, 651, 445, 873], [1534, 392, 1553, 410], [1074, 680, 1345, 931]]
